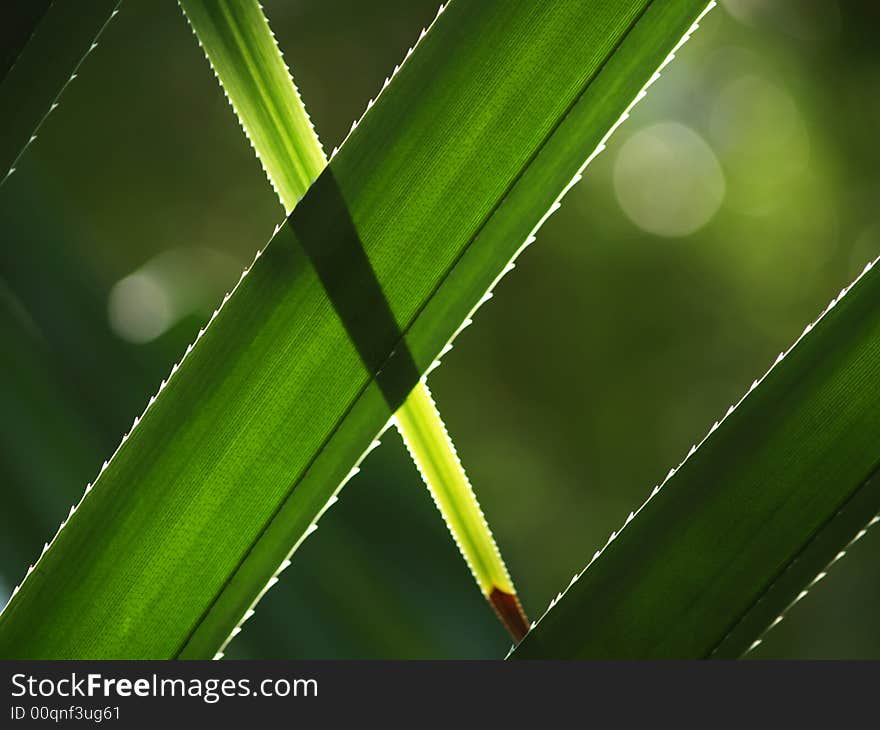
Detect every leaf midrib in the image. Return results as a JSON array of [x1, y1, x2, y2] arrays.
[[704, 456, 880, 658], [173, 0, 656, 656]]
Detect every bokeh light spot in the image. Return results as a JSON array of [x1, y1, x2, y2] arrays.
[[108, 271, 175, 344], [107, 247, 241, 344], [613, 121, 726, 238], [721, 0, 840, 42], [710, 74, 809, 180]]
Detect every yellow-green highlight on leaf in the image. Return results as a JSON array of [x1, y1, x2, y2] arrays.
[[179, 0, 324, 206], [394, 382, 514, 598], [179, 0, 526, 638], [0, 0, 715, 659]]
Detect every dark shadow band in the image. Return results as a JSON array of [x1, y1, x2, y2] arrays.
[[289, 169, 420, 412]]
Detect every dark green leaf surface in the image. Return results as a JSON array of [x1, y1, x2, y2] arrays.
[[0, 1, 52, 83], [0, 0, 709, 658], [0, 284, 106, 577], [514, 261, 880, 659], [0, 175, 478, 661], [0, 0, 121, 184]]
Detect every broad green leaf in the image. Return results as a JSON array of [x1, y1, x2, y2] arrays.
[[0, 0, 712, 658], [0, 0, 121, 184], [514, 260, 880, 659], [179, 0, 525, 637], [0, 180, 473, 659]]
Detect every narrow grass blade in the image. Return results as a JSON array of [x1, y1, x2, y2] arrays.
[[394, 384, 528, 639], [513, 259, 880, 659], [0, 0, 122, 185], [179, 0, 527, 640], [0, 179, 453, 660], [0, 0, 712, 658]]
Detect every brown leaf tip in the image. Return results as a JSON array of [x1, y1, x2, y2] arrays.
[[488, 587, 530, 643]]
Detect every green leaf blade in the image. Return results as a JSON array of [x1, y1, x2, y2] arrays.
[[514, 261, 880, 659], [0, 0, 121, 184], [181, 0, 526, 632], [179, 0, 325, 209], [0, 0, 712, 658]]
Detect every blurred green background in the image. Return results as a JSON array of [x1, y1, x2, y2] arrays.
[[2, 0, 879, 658]]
